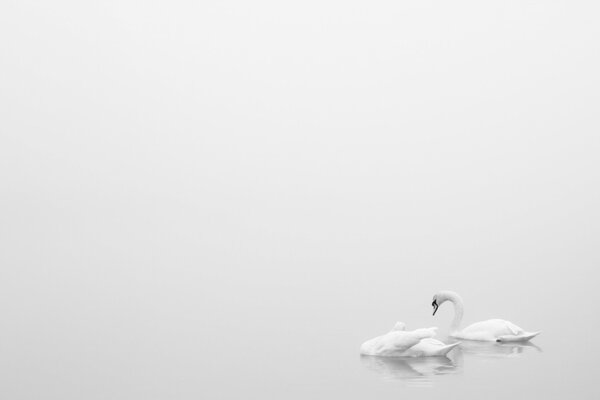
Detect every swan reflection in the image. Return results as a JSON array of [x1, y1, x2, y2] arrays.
[[360, 355, 461, 387], [458, 340, 542, 358]]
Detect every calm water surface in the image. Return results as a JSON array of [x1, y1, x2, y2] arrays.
[[1, 262, 597, 399]]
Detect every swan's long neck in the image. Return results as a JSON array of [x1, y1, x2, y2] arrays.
[[446, 292, 464, 333]]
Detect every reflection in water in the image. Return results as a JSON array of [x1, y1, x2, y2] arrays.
[[360, 340, 543, 386], [458, 340, 543, 359], [360, 355, 461, 387]]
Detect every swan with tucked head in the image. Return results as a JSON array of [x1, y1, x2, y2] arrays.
[[360, 322, 460, 357], [431, 290, 540, 342]]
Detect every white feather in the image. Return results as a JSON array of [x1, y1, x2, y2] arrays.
[[360, 323, 459, 357]]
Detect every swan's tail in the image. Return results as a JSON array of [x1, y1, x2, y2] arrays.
[[497, 331, 541, 342], [434, 342, 461, 356]]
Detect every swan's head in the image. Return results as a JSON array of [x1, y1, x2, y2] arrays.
[[431, 295, 440, 315], [431, 290, 461, 316], [392, 321, 407, 331]]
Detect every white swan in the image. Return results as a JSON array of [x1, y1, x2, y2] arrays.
[[360, 322, 460, 357], [431, 290, 540, 342]]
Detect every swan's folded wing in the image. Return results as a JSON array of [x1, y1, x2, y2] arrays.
[[410, 327, 438, 338], [384, 329, 438, 353], [382, 332, 423, 353]]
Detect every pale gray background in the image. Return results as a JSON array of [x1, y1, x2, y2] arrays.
[[1, 1, 599, 399]]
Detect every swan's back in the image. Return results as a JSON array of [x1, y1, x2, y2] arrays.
[[457, 319, 525, 341], [360, 327, 437, 356]]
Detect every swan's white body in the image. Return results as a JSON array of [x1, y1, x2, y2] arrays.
[[455, 319, 540, 342], [432, 291, 540, 342], [360, 322, 460, 357]]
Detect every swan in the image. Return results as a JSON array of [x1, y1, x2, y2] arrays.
[[360, 322, 460, 357], [431, 290, 540, 342]]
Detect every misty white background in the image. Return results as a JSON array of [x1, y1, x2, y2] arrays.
[[1, 1, 599, 399]]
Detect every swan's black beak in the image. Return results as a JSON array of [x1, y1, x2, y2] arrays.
[[432, 300, 439, 316]]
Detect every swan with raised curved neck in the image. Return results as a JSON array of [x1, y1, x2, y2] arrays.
[[431, 290, 540, 342]]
